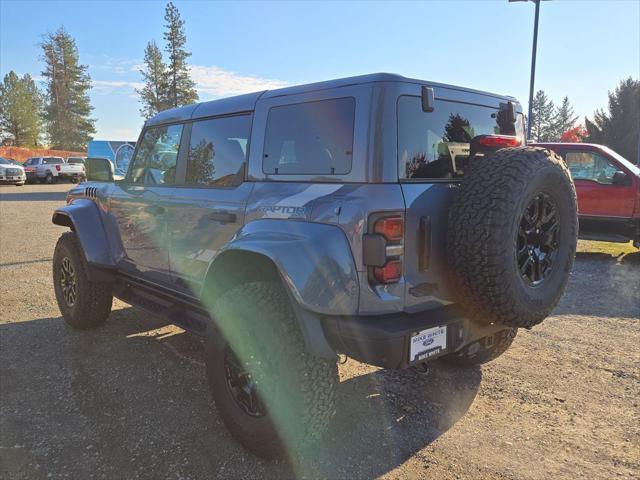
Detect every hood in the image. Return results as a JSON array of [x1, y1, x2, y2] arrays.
[[0, 163, 25, 172]]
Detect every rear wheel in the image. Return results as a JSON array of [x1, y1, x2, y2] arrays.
[[205, 281, 338, 459], [53, 232, 112, 329], [447, 147, 578, 329]]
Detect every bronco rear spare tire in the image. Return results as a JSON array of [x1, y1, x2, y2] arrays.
[[447, 147, 577, 329]]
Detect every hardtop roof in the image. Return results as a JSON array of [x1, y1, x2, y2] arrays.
[[145, 72, 517, 127]]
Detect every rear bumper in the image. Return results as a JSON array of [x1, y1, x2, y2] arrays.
[[321, 304, 506, 369], [57, 172, 84, 179]]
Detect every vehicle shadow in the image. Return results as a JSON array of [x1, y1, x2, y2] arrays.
[[297, 361, 481, 479], [553, 252, 640, 318], [0, 308, 480, 480]]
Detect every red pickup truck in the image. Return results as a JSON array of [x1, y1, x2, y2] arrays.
[[532, 143, 640, 248]]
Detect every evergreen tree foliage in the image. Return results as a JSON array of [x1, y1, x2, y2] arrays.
[[530, 90, 557, 142], [0, 71, 44, 146], [40, 27, 95, 150], [554, 96, 578, 140], [585, 77, 640, 163], [137, 40, 170, 119], [163, 1, 198, 108]]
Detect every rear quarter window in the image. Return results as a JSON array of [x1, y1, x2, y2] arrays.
[[263, 97, 355, 175]]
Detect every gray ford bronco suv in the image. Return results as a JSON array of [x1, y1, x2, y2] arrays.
[[52, 73, 578, 459]]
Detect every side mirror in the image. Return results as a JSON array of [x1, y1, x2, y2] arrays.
[[612, 170, 631, 186], [85, 157, 114, 182]]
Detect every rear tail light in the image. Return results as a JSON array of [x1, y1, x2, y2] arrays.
[[55, 165, 61, 171], [374, 216, 404, 241], [364, 214, 404, 284], [374, 260, 402, 284]]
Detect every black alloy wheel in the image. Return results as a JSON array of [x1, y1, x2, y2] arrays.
[[223, 346, 266, 418], [517, 193, 560, 287], [59, 256, 78, 306]]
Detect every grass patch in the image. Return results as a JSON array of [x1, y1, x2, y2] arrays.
[[577, 240, 637, 256]]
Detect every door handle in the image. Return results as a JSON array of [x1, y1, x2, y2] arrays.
[[144, 205, 165, 215], [209, 210, 237, 223]]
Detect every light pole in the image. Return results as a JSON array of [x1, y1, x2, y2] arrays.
[[510, 0, 542, 140]]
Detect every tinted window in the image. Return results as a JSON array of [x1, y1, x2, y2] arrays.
[[0, 158, 9, 165], [563, 151, 619, 184], [263, 97, 355, 175], [43, 157, 63, 165], [129, 124, 183, 185], [67, 157, 85, 164], [398, 96, 517, 180], [186, 115, 251, 187]]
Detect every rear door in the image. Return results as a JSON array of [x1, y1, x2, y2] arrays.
[[562, 148, 636, 217], [108, 123, 183, 285], [397, 86, 524, 310], [167, 114, 253, 296]]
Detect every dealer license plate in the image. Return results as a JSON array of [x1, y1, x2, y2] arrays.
[[410, 326, 447, 363]]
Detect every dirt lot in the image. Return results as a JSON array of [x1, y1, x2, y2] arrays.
[[1, 183, 638, 480]]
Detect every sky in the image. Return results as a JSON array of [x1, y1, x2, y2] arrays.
[[1, 0, 639, 140]]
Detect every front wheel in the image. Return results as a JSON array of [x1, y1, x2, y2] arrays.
[[53, 232, 113, 329], [205, 281, 338, 459]]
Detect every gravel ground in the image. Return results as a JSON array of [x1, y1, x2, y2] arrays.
[[1, 183, 639, 480]]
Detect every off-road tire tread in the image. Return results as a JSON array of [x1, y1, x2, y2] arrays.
[[206, 281, 338, 459], [53, 232, 112, 329], [447, 147, 577, 328]]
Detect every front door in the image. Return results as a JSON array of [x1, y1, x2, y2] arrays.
[[167, 114, 253, 297], [109, 123, 183, 285], [562, 149, 636, 217]]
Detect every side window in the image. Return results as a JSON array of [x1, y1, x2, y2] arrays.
[[398, 96, 512, 180], [128, 124, 183, 185], [564, 151, 618, 184], [186, 115, 251, 187], [263, 97, 355, 175]]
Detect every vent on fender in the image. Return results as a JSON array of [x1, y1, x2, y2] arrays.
[[84, 186, 98, 200]]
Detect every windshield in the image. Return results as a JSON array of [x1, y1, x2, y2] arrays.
[[67, 158, 84, 164], [0, 158, 10, 165], [601, 146, 640, 176], [43, 157, 63, 164]]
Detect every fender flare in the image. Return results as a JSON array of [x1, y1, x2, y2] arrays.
[[203, 219, 360, 358], [52, 199, 115, 279]]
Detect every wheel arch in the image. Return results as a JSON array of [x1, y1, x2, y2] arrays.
[[202, 248, 338, 360], [52, 199, 115, 281]]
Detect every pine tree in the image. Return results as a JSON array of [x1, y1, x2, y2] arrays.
[[530, 90, 557, 142], [137, 40, 170, 119], [0, 71, 44, 147], [586, 77, 640, 163], [40, 27, 95, 150], [163, 1, 198, 108], [554, 96, 578, 141]]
